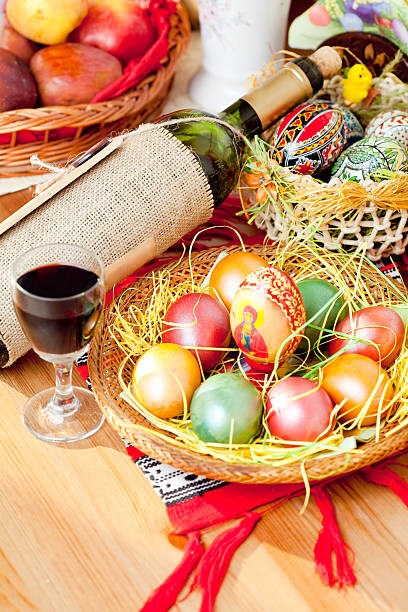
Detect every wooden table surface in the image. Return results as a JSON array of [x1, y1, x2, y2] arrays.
[[1, 7, 408, 611]]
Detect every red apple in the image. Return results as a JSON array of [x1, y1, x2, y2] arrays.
[[29, 43, 123, 106], [69, 0, 156, 65], [0, 17, 41, 64], [0, 47, 37, 111]]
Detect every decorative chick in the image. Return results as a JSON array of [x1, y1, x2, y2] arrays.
[[342, 64, 373, 104]]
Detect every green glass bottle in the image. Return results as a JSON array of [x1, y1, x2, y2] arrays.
[[160, 48, 340, 206]]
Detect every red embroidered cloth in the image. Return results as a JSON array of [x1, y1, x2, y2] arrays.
[[77, 195, 408, 611]]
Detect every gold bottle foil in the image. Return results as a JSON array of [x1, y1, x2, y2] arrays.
[[242, 63, 313, 130]]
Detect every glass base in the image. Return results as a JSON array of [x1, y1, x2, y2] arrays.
[[22, 387, 105, 443]]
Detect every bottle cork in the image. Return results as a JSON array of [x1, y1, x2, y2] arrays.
[[310, 46, 343, 79]]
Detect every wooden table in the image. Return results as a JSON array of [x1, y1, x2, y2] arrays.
[[1, 15, 408, 612]]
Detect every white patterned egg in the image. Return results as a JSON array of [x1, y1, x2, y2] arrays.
[[365, 110, 408, 149], [331, 136, 408, 182]]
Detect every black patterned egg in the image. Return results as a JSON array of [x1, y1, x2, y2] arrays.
[[271, 100, 349, 176], [365, 110, 408, 148], [331, 136, 408, 182]]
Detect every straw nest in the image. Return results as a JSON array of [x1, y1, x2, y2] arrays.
[[88, 240, 408, 485]]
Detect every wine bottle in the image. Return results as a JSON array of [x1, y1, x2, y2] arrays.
[[160, 47, 342, 206]]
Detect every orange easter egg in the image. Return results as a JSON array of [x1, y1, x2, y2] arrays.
[[230, 266, 305, 365], [208, 251, 269, 310]]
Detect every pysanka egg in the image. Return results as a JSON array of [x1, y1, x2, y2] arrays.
[[271, 100, 350, 175], [365, 110, 408, 148], [230, 266, 306, 366], [331, 136, 408, 182]]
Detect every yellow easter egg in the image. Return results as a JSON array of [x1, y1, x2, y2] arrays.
[[132, 343, 202, 418]]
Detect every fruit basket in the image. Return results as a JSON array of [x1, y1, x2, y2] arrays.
[[0, 3, 190, 177], [88, 243, 408, 485]]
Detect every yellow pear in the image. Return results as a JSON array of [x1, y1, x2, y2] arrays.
[[6, 0, 88, 45]]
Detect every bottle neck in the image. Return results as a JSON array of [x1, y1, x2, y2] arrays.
[[221, 56, 324, 137], [220, 98, 263, 139]]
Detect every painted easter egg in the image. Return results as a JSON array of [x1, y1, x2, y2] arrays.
[[271, 100, 349, 175], [190, 373, 263, 444], [331, 136, 408, 182], [266, 377, 334, 443], [365, 110, 408, 148], [230, 266, 306, 366], [328, 305, 405, 367]]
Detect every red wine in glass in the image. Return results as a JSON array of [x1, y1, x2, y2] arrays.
[[14, 263, 103, 358], [11, 243, 105, 443]]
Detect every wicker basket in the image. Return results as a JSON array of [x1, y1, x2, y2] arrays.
[[240, 70, 408, 262], [0, 4, 190, 177], [88, 244, 408, 484]]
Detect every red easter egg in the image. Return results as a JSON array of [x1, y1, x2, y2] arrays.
[[328, 305, 405, 367], [271, 101, 347, 175], [162, 293, 231, 371], [230, 266, 305, 365], [266, 377, 334, 442]]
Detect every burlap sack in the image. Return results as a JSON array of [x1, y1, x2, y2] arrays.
[[0, 125, 214, 367]]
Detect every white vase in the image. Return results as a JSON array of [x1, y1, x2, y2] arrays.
[[189, 0, 292, 113]]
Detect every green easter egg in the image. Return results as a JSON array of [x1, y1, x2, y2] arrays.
[[296, 278, 345, 353], [190, 373, 262, 444], [331, 136, 408, 182]]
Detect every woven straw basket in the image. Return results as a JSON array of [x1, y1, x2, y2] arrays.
[[88, 244, 408, 484], [241, 72, 408, 263], [0, 4, 190, 177]]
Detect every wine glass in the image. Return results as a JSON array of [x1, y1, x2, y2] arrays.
[[11, 243, 105, 443]]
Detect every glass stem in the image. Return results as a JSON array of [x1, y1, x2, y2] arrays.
[[51, 362, 79, 415]]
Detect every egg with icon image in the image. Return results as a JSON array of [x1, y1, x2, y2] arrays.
[[230, 266, 305, 366]]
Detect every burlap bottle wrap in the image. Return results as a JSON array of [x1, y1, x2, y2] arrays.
[[0, 126, 214, 367]]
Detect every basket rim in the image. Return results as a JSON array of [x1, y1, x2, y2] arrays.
[[88, 245, 408, 484], [0, 4, 191, 132]]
